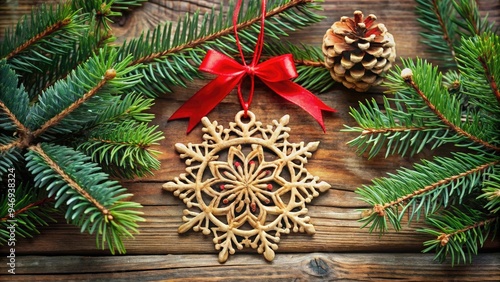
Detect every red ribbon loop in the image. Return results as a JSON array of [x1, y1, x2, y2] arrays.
[[169, 0, 335, 133]]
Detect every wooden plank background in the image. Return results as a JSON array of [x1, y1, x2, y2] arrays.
[[1, 0, 500, 280]]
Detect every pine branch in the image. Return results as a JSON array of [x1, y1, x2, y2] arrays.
[[0, 136, 23, 176], [357, 153, 497, 233], [27, 18, 114, 100], [415, 0, 459, 67], [402, 66, 500, 152], [0, 60, 30, 134], [343, 58, 490, 159], [480, 168, 500, 213], [27, 48, 142, 141], [109, 0, 148, 11], [452, 0, 496, 37], [0, 3, 87, 72], [0, 183, 57, 243], [93, 92, 155, 124], [3, 17, 72, 60], [343, 96, 454, 158], [26, 143, 145, 254], [78, 120, 164, 178], [457, 33, 500, 119], [419, 206, 498, 265]]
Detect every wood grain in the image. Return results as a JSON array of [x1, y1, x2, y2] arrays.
[[2, 253, 499, 281], [1, 0, 500, 280]]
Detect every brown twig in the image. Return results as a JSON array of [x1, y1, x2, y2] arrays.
[[0, 101, 29, 136], [0, 139, 23, 152], [361, 126, 427, 136]]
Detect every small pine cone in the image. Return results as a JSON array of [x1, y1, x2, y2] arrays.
[[322, 11, 396, 92]]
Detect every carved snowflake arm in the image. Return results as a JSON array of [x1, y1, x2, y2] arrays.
[[285, 141, 319, 164], [201, 117, 228, 144], [175, 143, 209, 165], [269, 191, 316, 234], [163, 174, 198, 205], [252, 227, 280, 261], [177, 208, 212, 235], [262, 114, 291, 143], [282, 207, 316, 234], [213, 227, 258, 263], [282, 177, 331, 203]]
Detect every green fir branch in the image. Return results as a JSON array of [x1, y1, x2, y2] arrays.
[[479, 167, 500, 213], [27, 48, 142, 141], [78, 120, 164, 178], [344, 96, 455, 159], [419, 206, 498, 265], [415, 0, 460, 67], [25, 143, 145, 254], [0, 184, 57, 244], [0, 136, 23, 176], [452, 0, 496, 37], [0, 60, 30, 133], [357, 153, 497, 234], [93, 92, 156, 124], [108, 0, 148, 11], [343, 58, 486, 159], [457, 33, 500, 122], [399, 59, 500, 152], [0, 3, 87, 73], [26, 17, 114, 100]]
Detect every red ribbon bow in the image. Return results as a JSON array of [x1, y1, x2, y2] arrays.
[[169, 0, 335, 133]]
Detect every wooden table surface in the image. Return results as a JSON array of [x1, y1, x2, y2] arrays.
[[1, 0, 500, 281]]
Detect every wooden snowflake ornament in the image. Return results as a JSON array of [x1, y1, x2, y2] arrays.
[[163, 111, 331, 262]]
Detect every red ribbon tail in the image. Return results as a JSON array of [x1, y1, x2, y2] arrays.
[[169, 75, 243, 133], [263, 80, 336, 132]]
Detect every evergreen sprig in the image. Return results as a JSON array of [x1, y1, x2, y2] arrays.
[[0, 2, 87, 73], [347, 0, 499, 264], [0, 183, 57, 244], [415, 0, 497, 68], [415, 0, 460, 67], [25, 143, 144, 254], [357, 153, 497, 233], [419, 206, 498, 266], [0, 0, 159, 254], [78, 120, 163, 178]]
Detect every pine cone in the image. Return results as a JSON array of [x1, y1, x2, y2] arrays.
[[322, 11, 396, 92]]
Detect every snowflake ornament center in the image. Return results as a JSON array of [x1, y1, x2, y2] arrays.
[[163, 111, 331, 262]]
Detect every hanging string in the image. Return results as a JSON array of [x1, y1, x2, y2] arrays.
[[233, 0, 266, 115]]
